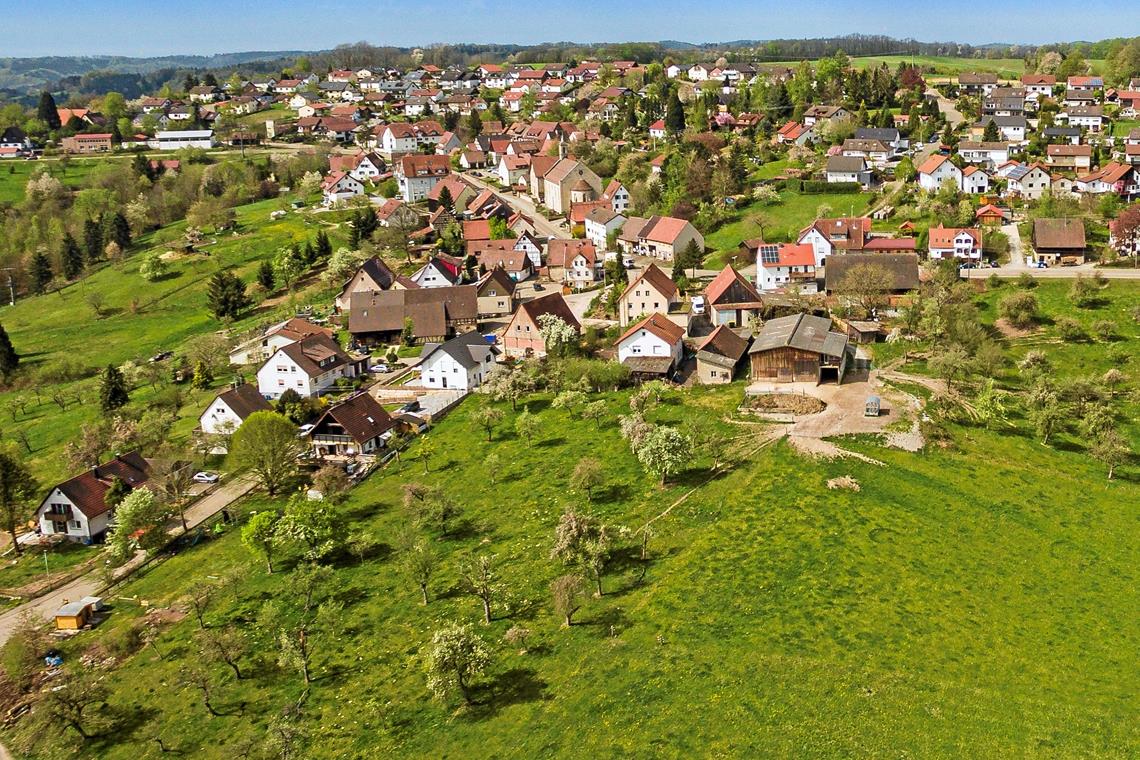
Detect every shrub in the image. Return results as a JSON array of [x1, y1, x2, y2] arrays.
[[998, 291, 1039, 328], [1055, 316, 1085, 342]]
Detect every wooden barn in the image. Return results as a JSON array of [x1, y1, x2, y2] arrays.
[[748, 313, 850, 384]]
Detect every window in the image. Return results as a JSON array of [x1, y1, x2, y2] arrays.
[[70, 520, 81, 530], [278, 379, 285, 387]]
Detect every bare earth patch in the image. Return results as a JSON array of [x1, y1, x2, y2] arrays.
[[827, 475, 861, 491], [994, 318, 1041, 339]]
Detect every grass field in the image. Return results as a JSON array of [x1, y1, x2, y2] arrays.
[[0, 158, 111, 205], [0, 197, 346, 485], [0, 541, 96, 592], [3, 319, 1137, 758], [1111, 119, 1140, 137]]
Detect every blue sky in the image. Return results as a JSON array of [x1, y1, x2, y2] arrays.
[[2, 0, 1136, 57]]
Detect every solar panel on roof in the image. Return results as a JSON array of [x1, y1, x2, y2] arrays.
[[760, 245, 779, 264]]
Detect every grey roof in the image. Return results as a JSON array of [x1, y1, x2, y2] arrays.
[[853, 127, 900, 142], [824, 253, 920, 292], [749, 313, 848, 359], [420, 330, 498, 370], [827, 155, 868, 173]]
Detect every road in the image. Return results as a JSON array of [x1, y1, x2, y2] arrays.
[[461, 172, 569, 239], [0, 475, 256, 647], [962, 265, 1140, 280], [926, 87, 964, 128], [1002, 222, 1026, 268]]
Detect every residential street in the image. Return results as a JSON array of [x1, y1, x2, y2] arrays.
[[0, 475, 256, 647], [926, 87, 964, 128], [461, 171, 569, 239], [1002, 222, 1026, 268]]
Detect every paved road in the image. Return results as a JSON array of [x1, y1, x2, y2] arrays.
[[461, 172, 569, 239], [1002, 222, 1026, 268], [926, 87, 964, 128], [962, 265, 1140, 279], [0, 475, 256, 647]]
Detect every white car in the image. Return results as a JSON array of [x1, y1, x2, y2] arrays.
[[192, 471, 219, 484], [369, 364, 390, 373], [691, 296, 706, 315]]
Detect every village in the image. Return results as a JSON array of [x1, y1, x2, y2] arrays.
[[0, 34, 1137, 758]]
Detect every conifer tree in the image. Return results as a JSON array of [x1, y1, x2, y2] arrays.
[[30, 251, 53, 293], [99, 365, 130, 413], [0, 324, 18, 377], [60, 235, 84, 280]]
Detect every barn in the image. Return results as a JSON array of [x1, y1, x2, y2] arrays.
[[748, 313, 850, 384]]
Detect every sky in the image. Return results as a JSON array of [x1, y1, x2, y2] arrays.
[[1, 0, 1136, 57]]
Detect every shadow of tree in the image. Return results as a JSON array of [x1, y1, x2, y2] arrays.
[[467, 667, 550, 718]]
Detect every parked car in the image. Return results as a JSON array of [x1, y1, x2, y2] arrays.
[[1033, 261, 1048, 269], [149, 351, 174, 363], [369, 364, 390, 373], [401, 400, 421, 413], [622, 255, 635, 268], [691, 296, 706, 315], [532, 282, 544, 291], [192, 471, 219, 484]]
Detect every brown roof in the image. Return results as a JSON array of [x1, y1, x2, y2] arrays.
[[618, 312, 686, 346], [516, 292, 581, 331], [214, 383, 271, 421], [310, 393, 395, 444], [1033, 218, 1086, 250], [47, 452, 151, 520], [697, 324, 750, 363], [619, 262, 679, 303], [271, 317, 334, 343], [477, 266, 517, 297], [824, 253, 920, 292], [349, 285, 478, 338], [547, 239, 597, 268], [705, 266, 763, 308]]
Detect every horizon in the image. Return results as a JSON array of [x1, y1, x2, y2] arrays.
[[2, 0, 1137, 58]]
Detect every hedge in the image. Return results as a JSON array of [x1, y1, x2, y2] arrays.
[[782, 179, 864, 194]]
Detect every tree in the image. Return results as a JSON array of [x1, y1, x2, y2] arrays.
[[401, 540, 438, 605], [273, 246, 306, 291], [982, 118, 1000, 142], [230, 411, 301, 496], [39, 668, 113, 740], [635, 426, 689, 487], [401, 316, 416, 347], [1090, 427, 1129, 480], [423, 622, 492, 705], [664, 89, 686, 135], [460, 554, 501, 624], [99, 364, 129, 412], [191, 360, 214, 390], [83, 217, 103, 263], [107, 212, 132, 251], [402, 482, 461, 536], [551, 574, 585, 627], [275, 494, 336, 561], [998, 291, 1040, 328], [257, 259, 276, 291], [206, 271, 251, 321], [536, 313, 578, 357], [241, 510, 280, 573], [551, 509, 612, 596], [582, 400, 607, 428], [436, 185, 454, 213], [515, 410, 538, 443], [0, 324, 18, 377], [835, 262, 894, 317], [928, 344, 970, 392], [139, 252, 170, 282], [312, 465, 351, 505], [1069, 274, 1099, 308], [346, 531, 380, 566], [466, 110, 483, 138], [37, 91, 60, 131], [570, 457, 604, 501], [106, 487, 167, 565], [1030, 396, 1065, 445], [30, 250, 53, 293], [60, 234, 84, 280], [895, 156, 916, 182], [472, 406, 504, 442], [0, 447, 38, 557], [1110, 203, 1140, 265]]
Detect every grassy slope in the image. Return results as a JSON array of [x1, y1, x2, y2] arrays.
[[1, 198, 340, 484], [5, 316, 1137, 759], [0, 159, 108, 205]]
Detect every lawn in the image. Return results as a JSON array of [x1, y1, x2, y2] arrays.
[[0, 541, 97, 593], [0, 198, 349, 485], [704, 188, 874, 267], [1111, 119, 1140, 137], [3, 337, 1137, 758], [0, 157, 112, 205]]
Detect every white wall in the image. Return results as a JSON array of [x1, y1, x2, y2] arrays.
[[617, 330, 681, 366]]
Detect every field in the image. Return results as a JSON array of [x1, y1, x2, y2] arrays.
[[0, 197, 346, 485], [1111, 119, 1140, 137], [0, 158, 111, 205], [2, 274, 1136, 757]]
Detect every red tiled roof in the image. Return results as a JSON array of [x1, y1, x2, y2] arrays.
[[618, 312, 685, 346]]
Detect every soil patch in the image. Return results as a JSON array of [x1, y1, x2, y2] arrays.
[[994, 318, 1041, 340], [748, 393, 826, 415]]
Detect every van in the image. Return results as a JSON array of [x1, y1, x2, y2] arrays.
[[691, 296, 706, 315]]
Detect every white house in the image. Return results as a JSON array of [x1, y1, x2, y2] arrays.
[[1004, 162, 1054, 200], [648, 119, 667, 140], [957, 141, 1010, 170], [795, 217, 871, 267], [321, 171, 365, 206], [584, 207, 626, 251], [395, 154, 451, 202], [825, 155, 872, 188], [199, 383, 272, 436], [917, 154, 963, 192], [754, 242, 818, 293], [616, 313, 685, 375], [928, 226, 983, 262], [228, 317, 333, 366], [514, 232, 543, 268], [962, 166, 991, 194], [149, 130, 215, 150], [35, 453, 151, 543], [419, 330, 500, 391], [256, 334, 364, 399], [411, 256, 463, 288], [602, 180, 631, 214], [375, 123, 419, 156]]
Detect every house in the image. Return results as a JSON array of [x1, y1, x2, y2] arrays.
[[825, 155, 872, 188], [149, 130, 215, 150], [229, 317, 334, 365], [1062, 105, 1104, 132], [1075, 163, 1139, 199], [335, 257, 407, 312], [349, 285, 478, 344], [748, 313, 849, 384], [411, 255, 464, 288], [502, 293, 581, 357], [1109, 217, 1140, 258], [970, 116, 1027, 143], [1032, 218, 1087, 265], [957, 141, 1010, 170], [1004, 162, 1054, 200], [542, 159, 603, 214], [775, 120, 814, 146], [648, 119, 668, 140], [704, 265, 764, 328], [928, 225, 983, 262], [395, 154, 451, 202], [975, 204, 1010, 226], [60, 134, 114, 154], [199, 383, 272, 437], [917, 154, 963, 192], [958, 72, 999, 96], [35, 453, 151, 542], [475, 266, 517, 317], [1043, 126, 1082, 144], [428, 174, 477, 211], [584, 207, 626, 251], [375, 198, 421, 230], [308, 393, 397, 458], [618, 215, 704, 262], [962, 166, 990, 194], [546, 239, 600, 287], [1067, 75, 1103, 91], [1045, 144, 1093, 171], [841, 139, 892, 169], [853, 127, 906, 153], [753, 241, 818, 293], [796, 217, 871, 266], [419, 330, 500, 391], [616, 313, 685, 378], [497, 154, 532, 187], [802, 105, 849, 127], [824, 253, 920, 295], [602, 180, 631, 214], [330, 151, 386, 182], [617, 263, 680, 327], [256, 334, 365, 399], [696, 325, 750, 384], [1021, 74, 1056, 96], [468, 241, 534, 281], [321, 171, 365, 206]]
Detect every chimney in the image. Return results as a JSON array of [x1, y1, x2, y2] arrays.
[[91, 466, 100, 479]]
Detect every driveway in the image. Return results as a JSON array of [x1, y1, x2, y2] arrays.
[[925, 87, 964, 128], [1003, 222, 1026, 269]]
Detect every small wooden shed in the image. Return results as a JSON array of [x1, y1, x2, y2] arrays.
[[54, 601, 91, 631]]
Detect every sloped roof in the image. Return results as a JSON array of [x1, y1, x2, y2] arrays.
[[48, 452, 151, 520], [1033, 218, 1086, 250], [477, 266, 517, 297], [928, 225, 981, 249], [705, 266, 764, 308], [749, 313, 847, 359], [310, 393, 395, 444], [349, 286, 478, 338], [214, 383, 271, 421], [515, 292, 581, 331], [824, 253, 920, 292], [619, 262, 678, 303], [618, 312, 686, 347], [421, 330, 499, 371], [277, 334, 353, 378], [697, 324, 750, 364]]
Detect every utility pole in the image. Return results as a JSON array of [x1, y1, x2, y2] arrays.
[[0, 268, 15, 306]]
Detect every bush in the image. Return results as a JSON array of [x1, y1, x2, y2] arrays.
[[799, 180, 862, 194], [1055, 316, 1086, 342], [998, 291, 1039, 328]]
